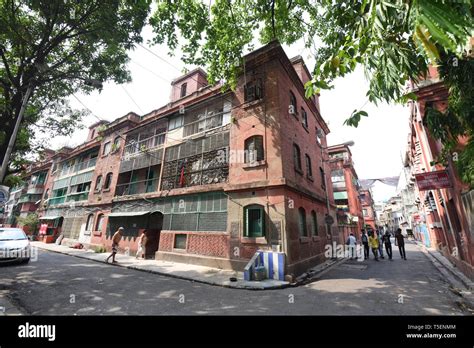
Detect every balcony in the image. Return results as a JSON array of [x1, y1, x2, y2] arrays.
[[183, 113, 224, 138], [123, 133, 165, 158], [58, 157, 97, 177], [49, 196, 66, 205], [66, 191, 90, 202], [115, 178, 159, 197], [18, 194, 42, 204], [26, 184, 45, 195]]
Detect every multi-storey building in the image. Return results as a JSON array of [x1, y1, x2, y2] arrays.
[[328, 144, 363, 240], [28, 41, 337, 277], [405, 63, 473, 279], [359, 188, 376, 230]]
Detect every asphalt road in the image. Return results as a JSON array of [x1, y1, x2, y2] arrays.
[[0, 241, 467, 315]]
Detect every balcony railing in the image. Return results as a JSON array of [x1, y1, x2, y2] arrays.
[[49, 196, 66, 205], [58, 157, 97, 177], [183, 113, 224, 138], [123, 134, 165, 158], [18, 194, 42, 203], [115, 178, 159, 197], [66, 191, 90, 202]]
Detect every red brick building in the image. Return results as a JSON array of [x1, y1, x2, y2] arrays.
[[406, 65, 473, 279], [29, 41, 338, 277], [359, 189, 376, 230], [328, 144, 364, 240]]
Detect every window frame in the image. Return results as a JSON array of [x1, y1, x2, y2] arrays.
[[94, 175, 103, 191], [85, 214, 94, 231], [180, 83, 187, 98], [95, 214, 104, 232], [102, 141, 111, 156], [289, 91, 297, 116], [244, 78, 264, 103], [298, 207, 307, 237], [244, 135, 264, 163], [301, 107, 308, 129], [293, 143, 302, 173], [104, 173, 113, 190], [311, 210, 318, 236], [244, 204, 265, 238], [168, 115, 184, 131], [305, 154, 313, 178]]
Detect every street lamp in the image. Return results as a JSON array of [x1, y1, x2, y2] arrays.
[[317, 135, 355, 239]]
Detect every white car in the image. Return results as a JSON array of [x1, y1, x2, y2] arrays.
[[0, 228, 31, 264]]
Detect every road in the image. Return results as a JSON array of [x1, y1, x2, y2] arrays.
[[0, 241, 467, 315]]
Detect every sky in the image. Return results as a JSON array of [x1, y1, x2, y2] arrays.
[[44, 26, 409, 202]]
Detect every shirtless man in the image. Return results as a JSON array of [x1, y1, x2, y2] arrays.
[[106, 227, 124, 263]]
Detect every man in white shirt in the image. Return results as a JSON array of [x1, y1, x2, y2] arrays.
[[346, 233, 357, 259]]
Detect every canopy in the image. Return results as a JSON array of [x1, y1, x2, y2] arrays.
[[108, 211, 150, 217], [39, 216, 61, 220]]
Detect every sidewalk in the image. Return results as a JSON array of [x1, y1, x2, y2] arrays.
[[32, 242, 289, 290], [415, 240, 474, 310]]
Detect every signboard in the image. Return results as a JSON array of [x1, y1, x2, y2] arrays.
[[415, 170, 452, 190]]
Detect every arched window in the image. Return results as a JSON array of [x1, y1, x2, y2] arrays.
[[289, 91, 297, 115], [244, 135, 264, 163], [104, 173, 113, 190], [95, 214, 104, 232], [85, 214, 94, 231], [311, 210, 318, 236], [95, 175, 103, 191], [112, 136, 121, 152], [298, 207, 307, 237], [180, 83, 187, 97], [305, 154, 313, 178], [293, 144, 302, 172], [301, 108, 308, 128], [244, 204, 265, 238]]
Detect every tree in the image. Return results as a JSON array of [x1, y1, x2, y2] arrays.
[[0, 0, 151, 185], [149, 0, 473, 184], [17, 212, 39, 235]]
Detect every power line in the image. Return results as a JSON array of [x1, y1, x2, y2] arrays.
[[121, 85, 144, 114]]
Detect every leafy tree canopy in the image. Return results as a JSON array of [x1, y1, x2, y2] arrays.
[[150, 0, 473, 185], [0, 0, 151, 185]]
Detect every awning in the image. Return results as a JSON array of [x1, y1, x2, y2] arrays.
[[39, 216, 61, 220], [108, 211, 150, 217], [334, 191, 348, 200]]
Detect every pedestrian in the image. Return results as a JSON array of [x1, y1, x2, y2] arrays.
[[395, 228, 407, 260], [135, 230, 147, 259], [377, 230, 385, 259], [368, 231, 379, 261], [361, 229, 369, 260], [346, 233, 357, 259], [383, 230, 392, 260], [106, 227, 124, 263]]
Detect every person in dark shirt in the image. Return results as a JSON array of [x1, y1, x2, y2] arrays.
[[395, 228, 407, 260], [361, 229, 369, 260], [382, 230, 393, 260]]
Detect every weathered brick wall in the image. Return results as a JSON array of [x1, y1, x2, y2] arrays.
[[158, 231, 229, 258]]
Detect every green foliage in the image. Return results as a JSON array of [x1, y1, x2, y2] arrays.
[[94, 245, 107, 253], [0, 0, 151, 183], [17, 213, 39, 233]]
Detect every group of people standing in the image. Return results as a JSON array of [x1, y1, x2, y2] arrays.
[[350, 227, 407, 261]]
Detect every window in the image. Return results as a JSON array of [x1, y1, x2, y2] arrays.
[[298, 207, 307, 237], [112, 137, 121, 152], [244, 135, 264, 163], [289, 91, 297, 115], [104, 173, 113, 190], [311, 210, 318, 236], [95, 214, 104, 231], [305, 154, 313, 178], [85, 214, 94, 231], [363, 209, 368, 217], [293, 144, 302, 172], [316, 128, 322, 144], [244, 79, 263, 102], [168, 115, 184, 130], [180, 83, 187, 98], [244, 204, 265, 238], [320, 167, 326, 188], [95, 175, 103, 191], [174, 234, 187, 249], [301, 108, 308, 128], [102, 141, 111, 155]]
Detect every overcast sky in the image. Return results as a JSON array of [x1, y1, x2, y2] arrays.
[[44, 26, 408, 202]]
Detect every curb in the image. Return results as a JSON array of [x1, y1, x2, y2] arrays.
[[415, 241, 474, 310], [34, 244, 290, 291], [293, 257, 348, 286]]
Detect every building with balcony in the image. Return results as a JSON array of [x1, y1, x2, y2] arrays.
[[359, 188, 376, 230], [29, 41, 337, 277], [328, 143, 364, 240]]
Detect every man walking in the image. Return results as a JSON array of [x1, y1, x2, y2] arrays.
[[377, 229, 385, 259], [368, 230, 379, 261], [346, 233, 357, 259], [135, 230, 147, 259], [106, 227, 124, 263], [395, 228, 407, 260], [383, 230, 392, 260], [361, 229, 369, 260]]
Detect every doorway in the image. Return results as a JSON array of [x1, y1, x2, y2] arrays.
[[144, 212, 163, 259]]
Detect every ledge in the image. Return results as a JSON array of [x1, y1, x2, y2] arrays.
[[241, 237, 267, 245], [299, 236, 310, 244], [242, 160, 266, 169], [242, 99, 264, 110]]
